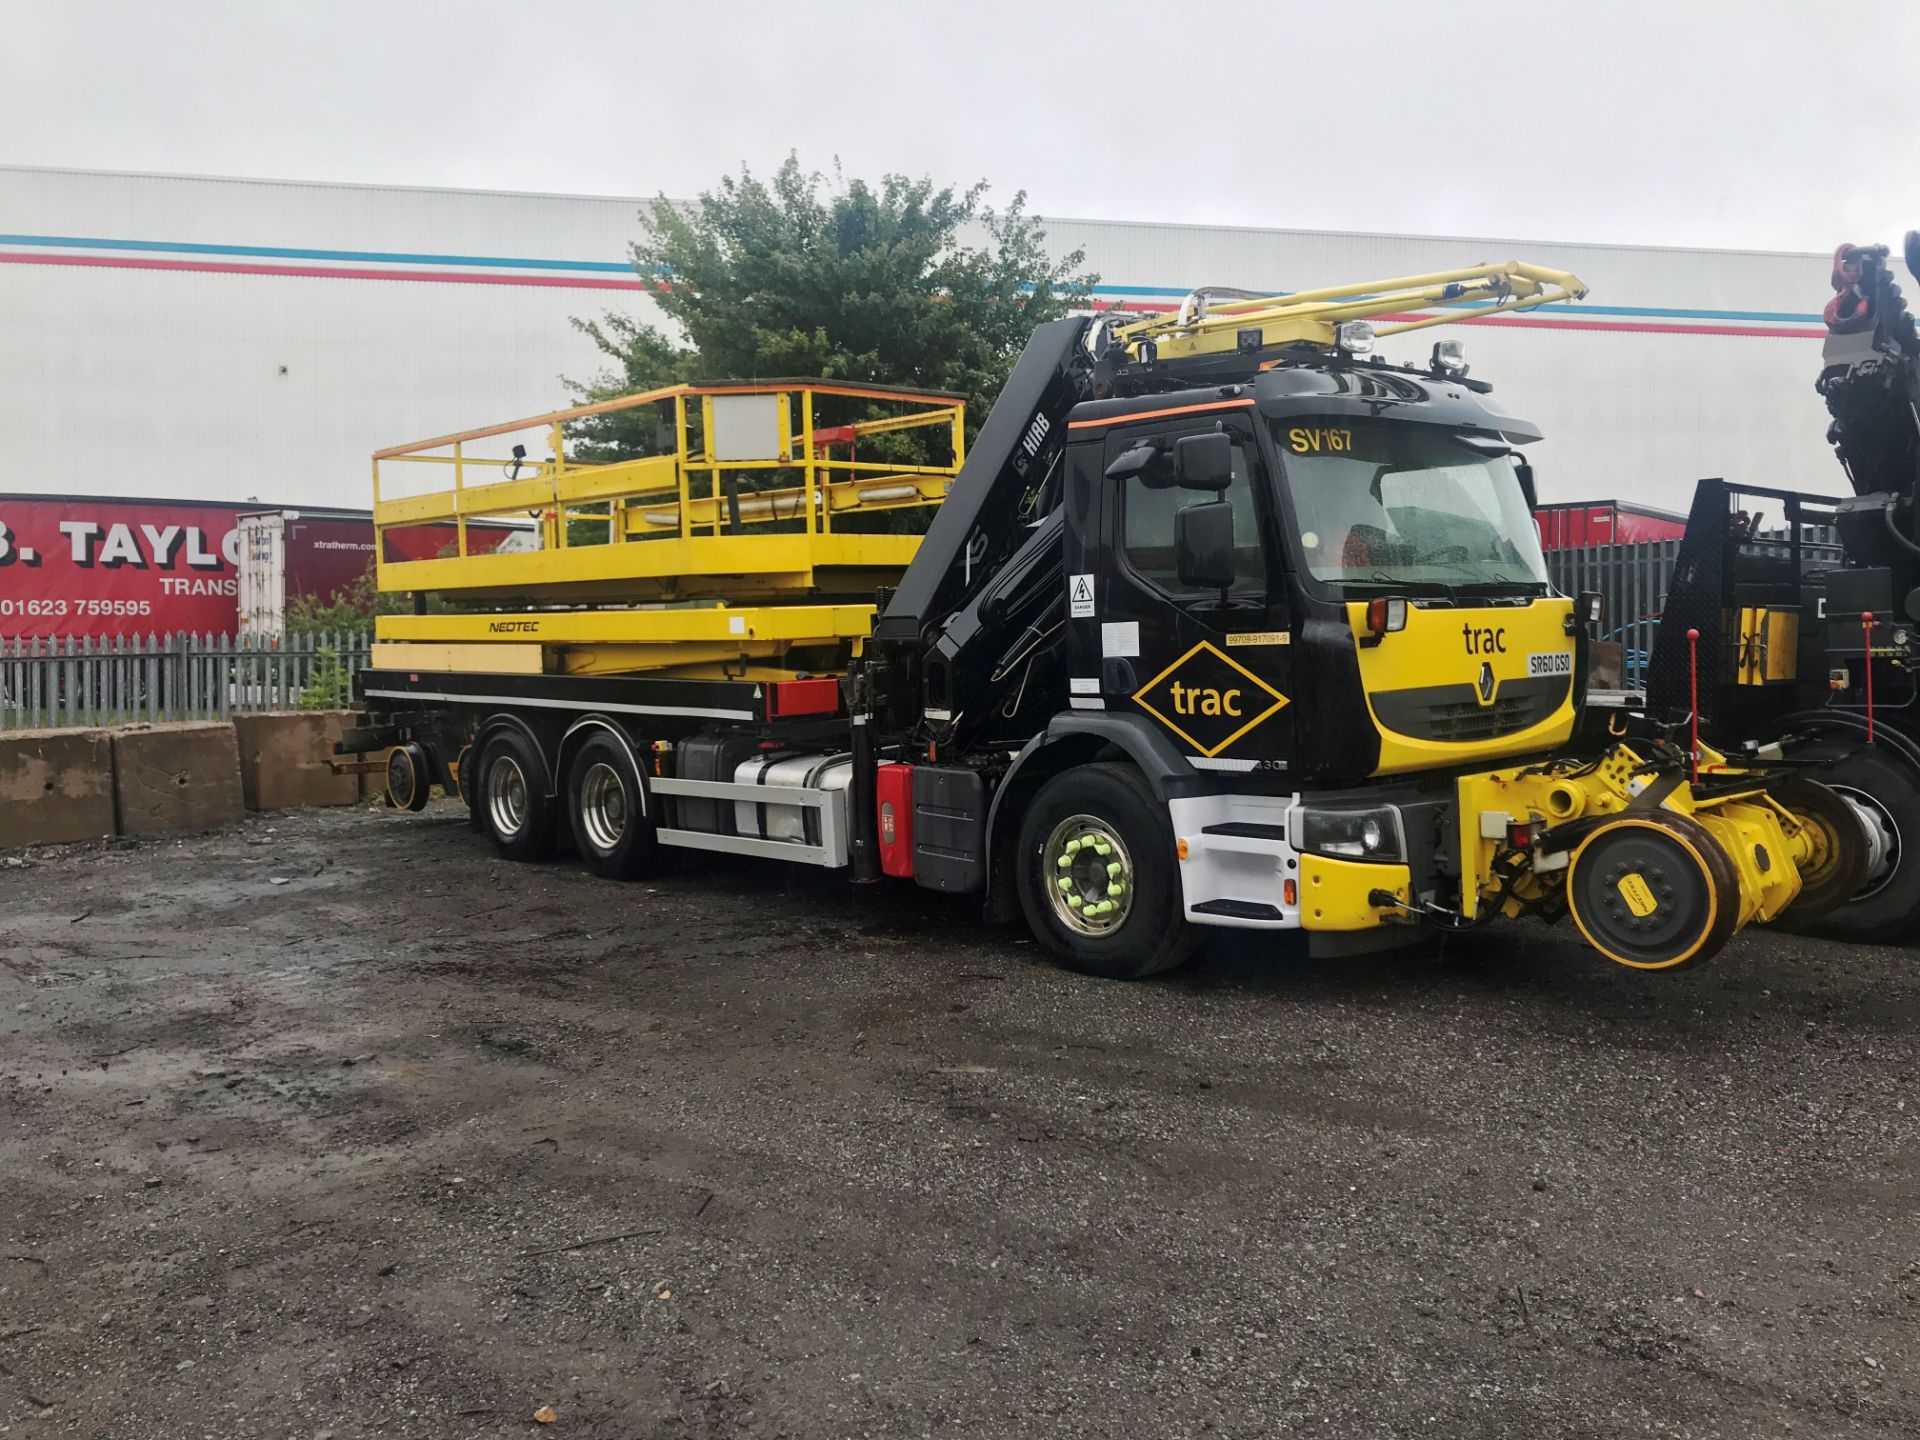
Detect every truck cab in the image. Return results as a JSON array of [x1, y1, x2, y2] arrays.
[[994, 354, 1583, 969], [1062, 363, 1575, 786]]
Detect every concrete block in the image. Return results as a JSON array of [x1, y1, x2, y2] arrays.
[[232, 711, 360, 811], [0, 728, 117, 849], [111, 723, 244, 838]]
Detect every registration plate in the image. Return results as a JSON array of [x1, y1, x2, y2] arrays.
[[1528, 651, 1574, 677]]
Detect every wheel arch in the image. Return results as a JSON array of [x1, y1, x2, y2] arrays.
[[473, 711, 558, 799], [1776, 710, 1920, 777], [556, 715, 650, 817], [983, 713, 1196, 920]]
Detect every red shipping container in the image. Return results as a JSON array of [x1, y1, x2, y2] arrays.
[[1535, 500, 1687, 552]]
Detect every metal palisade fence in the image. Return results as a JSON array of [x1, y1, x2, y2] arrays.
[[0, 631, 371, 730], [1546, 540, 1680, 687]]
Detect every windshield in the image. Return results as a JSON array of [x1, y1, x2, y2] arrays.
[[1273, 418, 1550, 592]]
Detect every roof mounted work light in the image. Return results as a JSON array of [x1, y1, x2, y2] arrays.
[[1337, 320, 1376, 354], [1431, 338, 1469, 376]]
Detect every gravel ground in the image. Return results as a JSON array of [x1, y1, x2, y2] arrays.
[[1, 802, 1916, 1439]]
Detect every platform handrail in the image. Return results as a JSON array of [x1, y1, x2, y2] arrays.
[[371, 379, 967, 601]]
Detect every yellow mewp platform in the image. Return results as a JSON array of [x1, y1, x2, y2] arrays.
[[372, 380, 965, 676]]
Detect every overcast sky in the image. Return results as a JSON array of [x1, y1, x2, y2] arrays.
[[6, 0, 1919, 256]]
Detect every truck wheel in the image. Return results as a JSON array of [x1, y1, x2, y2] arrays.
[[1797, 745, 1920, 942], [565, 733, 663, 880], [476, 730, 555, 862], [1014, 762, 1200, 980]]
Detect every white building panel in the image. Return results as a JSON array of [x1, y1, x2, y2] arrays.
[[0, 165, 1853, 513]]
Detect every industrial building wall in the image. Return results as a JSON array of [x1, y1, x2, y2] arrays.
[[0, 166, 660, 510], [1, 164, 1846, 514]]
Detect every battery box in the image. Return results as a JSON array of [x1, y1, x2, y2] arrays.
[[912, 765, 987, 894]]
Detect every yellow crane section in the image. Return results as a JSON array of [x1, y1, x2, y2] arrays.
[[1110, 260, 1590, 360]]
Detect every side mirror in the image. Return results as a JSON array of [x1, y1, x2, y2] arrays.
[[1177, 501, 1236, 591], [1514, 458, 1538, 512], [1174, 432, 1233, 491], [1104, 443, 1160, 481], [1576, 590, 1605, 628]]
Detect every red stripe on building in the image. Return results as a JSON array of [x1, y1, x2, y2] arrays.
[[0, 250, 661, 291]]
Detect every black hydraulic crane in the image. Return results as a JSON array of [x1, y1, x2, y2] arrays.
[[1647, 236, 1920, 941]]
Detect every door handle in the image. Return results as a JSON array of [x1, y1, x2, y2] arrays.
[[1102, 657, 1137, 692]]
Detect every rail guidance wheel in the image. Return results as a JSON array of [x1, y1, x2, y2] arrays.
[[565, 732, 663, 881], [475, 730, 556, 862], [1565, 812, 1740, 971], [385, 742, 432, 813], [1014, 762, 1200, 980]]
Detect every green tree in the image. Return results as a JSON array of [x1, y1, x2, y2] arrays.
[[569, 155, 1098, 462]]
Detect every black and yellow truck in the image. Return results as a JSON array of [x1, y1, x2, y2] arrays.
[[341, 263, 1860, 977]]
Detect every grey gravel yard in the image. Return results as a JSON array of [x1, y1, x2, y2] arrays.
[[1, 803, 1915, 1438]]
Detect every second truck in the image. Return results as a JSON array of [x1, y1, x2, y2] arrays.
[[1643, 237, 1920, 943], [341, 262, 1859, 976]]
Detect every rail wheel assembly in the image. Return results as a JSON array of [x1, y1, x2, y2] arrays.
[[1763, 775, 1873, 918], [384, 742, 432, 813], [1563, 812, 1740, 971]]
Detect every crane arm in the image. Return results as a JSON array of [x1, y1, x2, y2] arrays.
[[1113, 259, 1590, 361]]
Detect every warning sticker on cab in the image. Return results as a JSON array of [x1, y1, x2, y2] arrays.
[[1527, 651, 1573, 677], [1068, 573, 1096, 618]]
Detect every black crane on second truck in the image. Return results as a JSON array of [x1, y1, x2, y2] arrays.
[[1647, 238, 1920, 941]]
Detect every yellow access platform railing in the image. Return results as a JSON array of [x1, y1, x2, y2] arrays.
[[372, 380, 966, 608]]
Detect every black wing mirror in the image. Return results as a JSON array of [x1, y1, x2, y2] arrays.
[[1176, 501, 1236, 592], [1514, 458, 1539, 512], [1174, 432, 1233, 491]]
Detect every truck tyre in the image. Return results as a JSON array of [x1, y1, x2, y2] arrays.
[[475, 730, 556, 863], [565, 732, 663, 880], [1795, 744, 1920, 943], [1014, 762, 1201, 980]]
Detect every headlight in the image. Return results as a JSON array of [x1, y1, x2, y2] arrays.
[[1293, 804, 1405, 861], [1337, 320, 1376, 354]]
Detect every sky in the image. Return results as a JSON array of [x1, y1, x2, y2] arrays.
[[5, 0, 1920, 255]]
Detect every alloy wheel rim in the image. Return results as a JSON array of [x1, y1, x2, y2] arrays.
[[1826, 782, 1900, 900], [487, 755, 528, 838], [1044, 813, 1135, 937], [578, 762, 629, 852]]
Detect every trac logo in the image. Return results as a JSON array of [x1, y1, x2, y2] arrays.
[[1462, 623, 1508, 655], [1133, 640, 1288, 758]]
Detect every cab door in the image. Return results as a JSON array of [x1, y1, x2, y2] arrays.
[[1079, 414, 1296, 772]]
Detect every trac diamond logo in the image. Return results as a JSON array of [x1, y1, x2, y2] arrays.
[[1132, 640, 1289, 758]]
